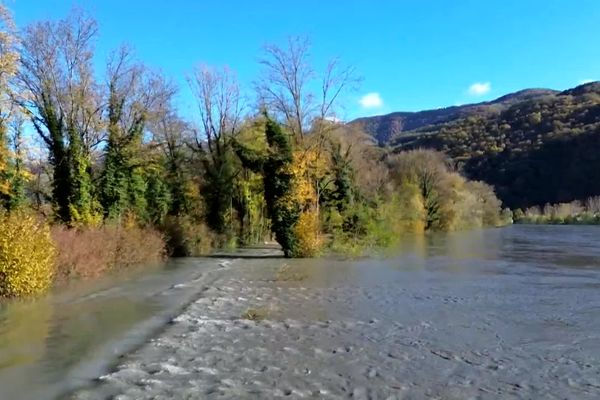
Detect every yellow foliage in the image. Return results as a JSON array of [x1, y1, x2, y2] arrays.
[[0, 180, 8, 195], [278, 149, 326, 257], [396, 181, 427, 233], [122, 210, 139, 229], [68, 205, 103, 228], [289, 150, 320, 206], [293, 209, 323, 257], [0, 211, 56, 298]]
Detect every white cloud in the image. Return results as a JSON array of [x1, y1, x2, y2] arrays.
[[359, 92, 383, 108], [467, 82, 491, 96], [579, 79, 594, 85]]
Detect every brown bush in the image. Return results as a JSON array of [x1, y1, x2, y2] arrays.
[[161, 215, 214, 257], [51, 224, 166, 282]]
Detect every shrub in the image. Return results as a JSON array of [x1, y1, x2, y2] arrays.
[[161, 215, 214, 257], [0, 211, 55, 298], [52, 224, 166, 281], [292, 209, 323, 257], [514, 197, 600, 225]]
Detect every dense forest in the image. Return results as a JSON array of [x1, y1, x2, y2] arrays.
[[0, 7, 507, 297], [354, 84, 600, 209]]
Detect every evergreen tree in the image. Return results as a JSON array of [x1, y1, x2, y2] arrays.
[[328, 140, 355, 212], [145, 165, 171, 225], [99, 48, 173, 223], [235, 116, 300, 257], [67, 127, 99, 224]]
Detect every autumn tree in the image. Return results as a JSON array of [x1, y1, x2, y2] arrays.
[[100, 46, 175, 221], [0, 4, 23, 210], [188, 65, 242, 236], [257, 36, 359, 219], [19, 10, 102, 224], [388, 150, 450, 230]]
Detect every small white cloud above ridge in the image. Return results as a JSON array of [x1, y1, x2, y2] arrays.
[[359, 92, 383, 108], [467, 82, 491, 96]]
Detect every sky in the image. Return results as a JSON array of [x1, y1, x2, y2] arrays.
[[7, 0, 600, 120]]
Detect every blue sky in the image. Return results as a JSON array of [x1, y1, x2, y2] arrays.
[[8, 0, 600, 120]]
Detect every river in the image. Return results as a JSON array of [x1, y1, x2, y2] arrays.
[[1, 225, 600, 399]]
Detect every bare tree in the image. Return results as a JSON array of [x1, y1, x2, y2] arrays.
[[106, 45, 175, 147], [328, 123, 388, 199], [148, 101, 193, 216], [20, 10, 102, 151], [257, 36, 360, 143], [187, 65, 243, 234], [150, 104, 190, 166], [188, 65, 242, 152]]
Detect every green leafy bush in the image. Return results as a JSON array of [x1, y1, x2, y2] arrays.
[[0, 211, 55, 297]]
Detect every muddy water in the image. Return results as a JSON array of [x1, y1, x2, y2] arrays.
[[0, 257, 234, 400], [69, 225, 600, 400], [3, 225, 600, 399]]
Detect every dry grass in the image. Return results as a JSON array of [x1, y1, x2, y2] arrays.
[[241, 307, 270, 321], [51, 224, 166, 282]]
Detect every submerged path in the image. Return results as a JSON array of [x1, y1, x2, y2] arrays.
[[71, 226, 600, 400]]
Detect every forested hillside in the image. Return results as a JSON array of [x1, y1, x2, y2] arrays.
[[354, 83, 600, 208]]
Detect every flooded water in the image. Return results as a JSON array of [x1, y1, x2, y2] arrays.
[[2, 225, 600, 399], [0, 257, 231, 400]]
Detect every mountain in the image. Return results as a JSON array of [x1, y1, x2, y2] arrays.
[[351, 88, 559, 144], [351, 82, 600, 209]]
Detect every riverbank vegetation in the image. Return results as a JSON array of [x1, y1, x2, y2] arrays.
[[0, 6, 508, 298], [514, 197, 600, 225]]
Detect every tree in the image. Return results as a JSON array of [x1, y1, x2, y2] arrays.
[[149, 102, 193, 217], [18, 10, 102, 224], [327, 139, 355, 212], [188, 65, 242, 236], [235, 115, 300, 257], [257, 37, 359, 216], [100, 46, 175, 221], [0, 4, 23, 210], [1, 117, 28, 210], [388, 150, 450, 230], [257, 36, 358, 143]]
